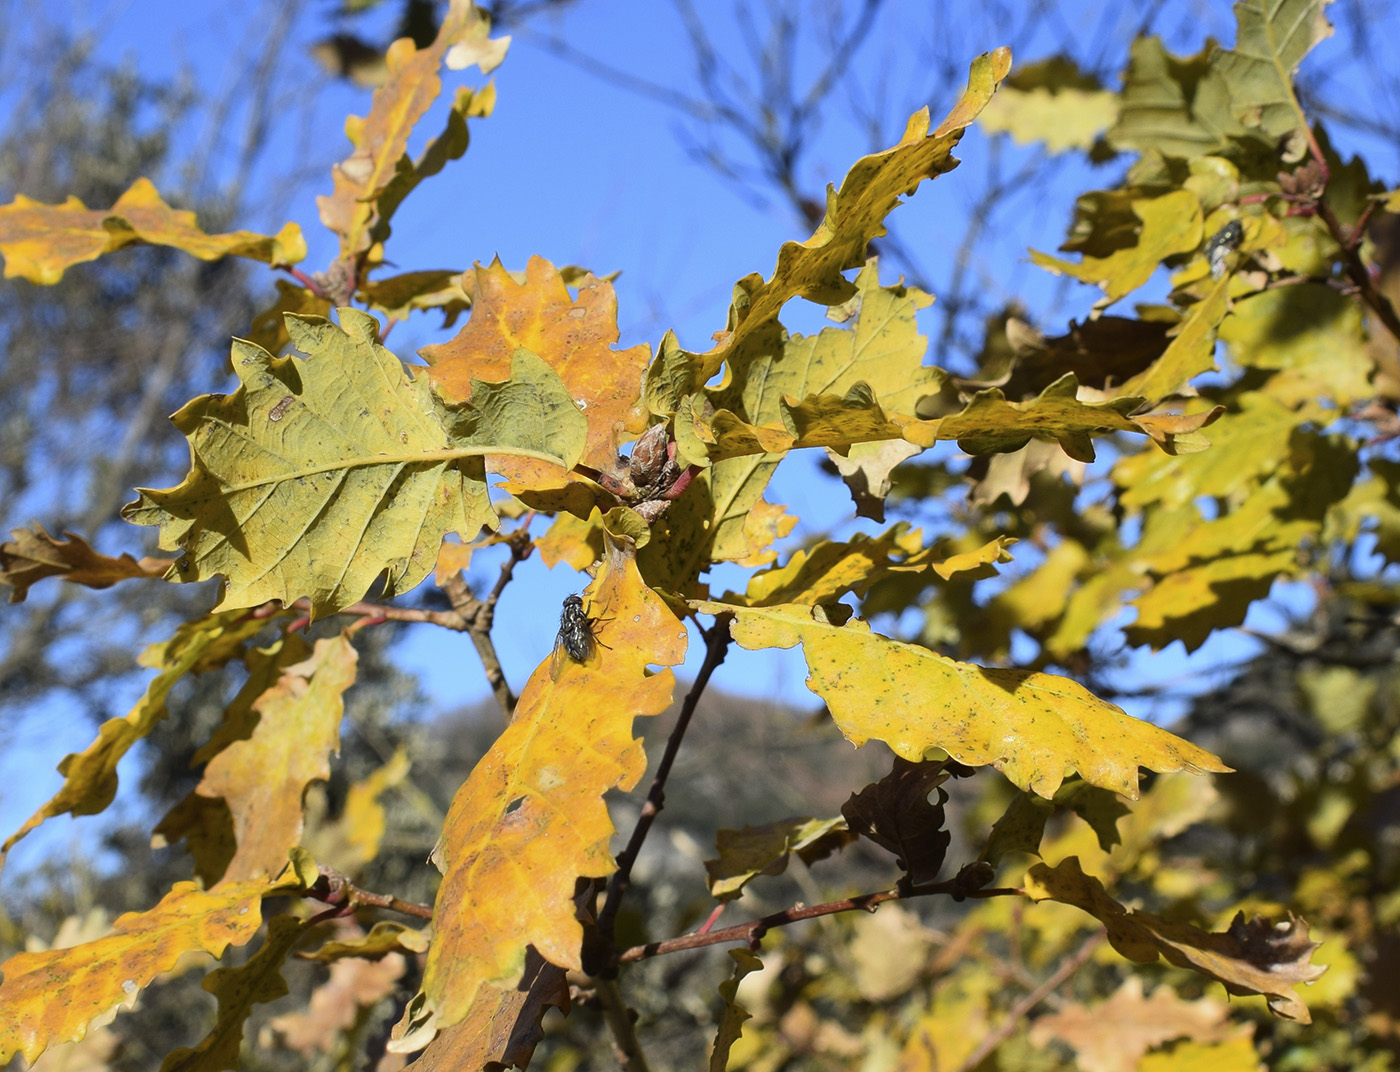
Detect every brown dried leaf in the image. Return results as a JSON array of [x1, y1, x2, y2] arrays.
[[841, 759, 952, 885], [0, 524, 171, 603], [1026, 857, 1327, 1022], [1029, 976, 1233, 1072], [270, 937, 406, 1056]]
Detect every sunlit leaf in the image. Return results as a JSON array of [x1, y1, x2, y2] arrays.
[[1031, 190, 1203, 304], [423, 256, 651, 470], [979, 56, 1118, 154], [184, 635, 357, 884], [317, 3, 505, 263], [2, 610, 270, 868], [123, 310, 582, 617], [708, 603, 1228, 798], [1025, 856, 1327, 1022], [417, 530, 686, 1035], [0, 178, 304, 285], [0, 872, 308, 1064]]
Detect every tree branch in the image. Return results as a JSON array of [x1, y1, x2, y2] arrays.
[[617, 872, 1020, 964], [309, 866, 434, 920]]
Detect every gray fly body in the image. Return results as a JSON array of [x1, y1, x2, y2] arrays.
[[1205, 220, 1244, 279], [556, 594, 596, 664]]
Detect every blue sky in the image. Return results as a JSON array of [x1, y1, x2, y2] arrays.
[[2, 0, 1395, 872]]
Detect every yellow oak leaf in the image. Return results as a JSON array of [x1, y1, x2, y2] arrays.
[[2, 611, 270, 870], [0, 874, 305, 1064], [317, 3, 504, 262], [189, 635, 357, 884], [422, 255, 651, 470], [708, 603, 1227, 798], [416, 529, 687, 1035], [0, 178, 304, 285]]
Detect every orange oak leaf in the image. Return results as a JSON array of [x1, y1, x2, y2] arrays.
[[0, 872, 306, 1064], [189, 635, 358, 885], [317, 2, 505, 263], [0, 524, 171, 603], [0, 178, 304, 285], [269, 928, 407, 1056], [422, 255, 652, 470], [415, 527, 687, 1037]]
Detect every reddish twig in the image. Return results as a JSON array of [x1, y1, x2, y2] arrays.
[[282, 264, 329, 299], [617, 877, 1022, 964], [308, 866, 435, 920]]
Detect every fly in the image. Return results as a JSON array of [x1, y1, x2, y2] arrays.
[[1204, 220, 1244, 280], [551, 594, 610, 678]]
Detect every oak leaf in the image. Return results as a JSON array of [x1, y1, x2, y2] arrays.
[[2, 610, 270, 869], [317, 3, 505, 263], [298, 921, 429, 963], [694, 49, 1011, 386], [825, 439, 922, 520], [422, 256, 651, 471], [123, 310, 579, 618], [269, 929, 405, 1056], [0, 177, 304, 285], [709, 603, 1228, 798], [184, 635, 357, 884], [415, 530, 687, 1036], [1029, 976, 1233, 1072], [705, 817, 853, 902], [842, 759, 952, 885], [711, 950, 763, 1072], [395, 950, 568, 1070], [1031, 190, 1203, 303], [0, 524, 171, 603], [0, 873, 305, 1064], [1025, 856, 1327, 1022], [1118, 274, 1231, 401], [160, 915, 307, 1072]]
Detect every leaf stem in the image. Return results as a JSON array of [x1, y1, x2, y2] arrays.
[[1315, 195, 1400, 342], [597, 613, 733, 947], [616, 876, 1023, 964]]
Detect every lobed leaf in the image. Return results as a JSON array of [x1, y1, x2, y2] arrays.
[[710, 950, 763, 1072], [708, 603, 1229, 798], [122, 309, 580, 618], [423, 256, 651, 470], [2, 611, 270, 869], [160, 915, 307, 1072], [416, 530, 687, 1036], [842, 759, 953, 885], [0, 178, 304, 285], [182, 635, 357, 884], [1025, 856, 1327, 1022], [317, 2, 505, 262], [0, 524, 171, 603], [978, 56, 1118, 154], [268, 929, 406, 1058], [705, 817, 853, 902], [0, 873, 306, 1064]]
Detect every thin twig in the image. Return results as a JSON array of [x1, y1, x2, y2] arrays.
[[950, 930, 1105, 1072], [309, 866, 435, 920], [594, 977, 652, 1072], [1316, 196, 1400, 342], [617, 880, 1022, 964], [597, 614, 733, 945]]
